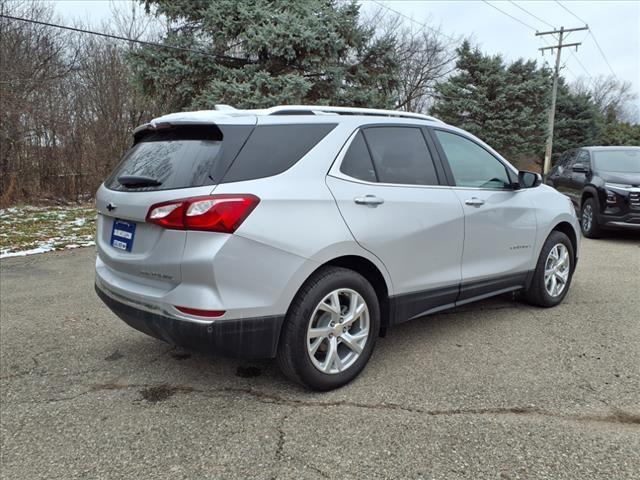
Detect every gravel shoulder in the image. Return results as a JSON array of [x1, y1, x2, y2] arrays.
[[1, 234, 639, 479]]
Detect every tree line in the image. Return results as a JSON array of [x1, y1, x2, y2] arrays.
[[1, 0, 638, 206], [431, 41, 639, 168]]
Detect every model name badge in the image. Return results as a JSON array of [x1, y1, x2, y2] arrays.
[[139, 271, 174, 280], [509, 245, 531, 250]]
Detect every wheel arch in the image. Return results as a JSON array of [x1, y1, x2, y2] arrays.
[[551, 221, 579, 267], [298, 255, 392, 330], [580, 185, 599, 208]]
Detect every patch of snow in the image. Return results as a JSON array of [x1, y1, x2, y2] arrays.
[[63, 241, 95, 249], [1, 246, 54, 258], [73, 217, 86, 226]]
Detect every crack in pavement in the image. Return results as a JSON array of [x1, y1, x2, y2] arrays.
[[275, 413, 288, 462], [0, 347, 176, 382], [7, 381, 638, 428]]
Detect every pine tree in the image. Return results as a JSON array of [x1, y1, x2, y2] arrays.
[[431, 41, 550, 162], [131, 0, 399, 111], [552, 80, 600, 155]]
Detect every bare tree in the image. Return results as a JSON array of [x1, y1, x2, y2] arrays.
[[572, 75, 639, 124], [0, 0, 81, 203], [364, 7, 461, 113], [0, 0, 160, 206]]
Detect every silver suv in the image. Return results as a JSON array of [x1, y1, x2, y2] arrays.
[[95, 105, 580, 390]]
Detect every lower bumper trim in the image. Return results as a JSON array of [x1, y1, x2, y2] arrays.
[[603, 220, 640, 230], [599, 212, 640, 230], [96, 284, 285, 359]]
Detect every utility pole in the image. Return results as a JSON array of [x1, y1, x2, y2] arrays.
[[536, 26, 588, 176]]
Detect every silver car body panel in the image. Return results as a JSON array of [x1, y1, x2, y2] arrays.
[[95, 110, 580, 336]]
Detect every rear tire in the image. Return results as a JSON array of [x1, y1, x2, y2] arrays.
[[522, 230, 575, 308], [581, 197, 601, 238], [277, 267, 380, 391]]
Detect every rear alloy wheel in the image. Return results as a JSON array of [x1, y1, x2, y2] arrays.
[[581, 198, 601, 238], [277, 267, 379, 391], [306, 288, 370, 374], [522, 230, 574, 307]]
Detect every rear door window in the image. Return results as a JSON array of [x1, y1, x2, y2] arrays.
[[221, 124, 336, 183], [340, 132, 378, 182], [362, 127, 439, 185], [105, 124, 252, 191]]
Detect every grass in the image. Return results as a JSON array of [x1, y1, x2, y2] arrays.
[[0, 204, 97, 258]]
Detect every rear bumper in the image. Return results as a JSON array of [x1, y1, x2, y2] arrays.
[[96, 283, 284, 359]]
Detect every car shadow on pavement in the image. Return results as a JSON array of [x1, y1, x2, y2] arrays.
[[108, 293, 524, 391]]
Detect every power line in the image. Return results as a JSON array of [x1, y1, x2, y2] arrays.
[[569, 51, 591, 79], [560, 60, 578, 81], [370, 0, 459, 43], [507, 1, 555, 30], [552, 1, 616, 79], [505, 5, 591, 82], [525, 8, 591, 81], [588, 31, 617, 78], [554, 0, 588, 26], [0, 14, 250, 64], [480, 0, 537, 32]]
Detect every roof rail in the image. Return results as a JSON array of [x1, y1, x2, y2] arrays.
[[263, 105, 443, 123]]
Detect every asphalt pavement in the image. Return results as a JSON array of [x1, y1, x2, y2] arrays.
[[1, 233, 639, 479]]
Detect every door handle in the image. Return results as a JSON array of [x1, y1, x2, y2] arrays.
[[354, 195, 385, 206], [464, 197, 485, 207]]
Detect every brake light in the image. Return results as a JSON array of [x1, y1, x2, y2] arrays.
[[146, 195, 259, 233]]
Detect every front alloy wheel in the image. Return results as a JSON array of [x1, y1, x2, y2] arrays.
[[581, 203, 593, 232], [544, 244, 570, 297], [581, 198, 601, 238], [307, 289, 370, 374], [522, 230, 574, 307]]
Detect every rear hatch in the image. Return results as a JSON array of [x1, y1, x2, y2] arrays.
[[95, 117, 256, 287]]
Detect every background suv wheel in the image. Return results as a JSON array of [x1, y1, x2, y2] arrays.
[[581, 197, 602, 238], [277, 266, 380, 391]]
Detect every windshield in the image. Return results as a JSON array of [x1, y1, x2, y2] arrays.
[[593, 149, 640, 174]]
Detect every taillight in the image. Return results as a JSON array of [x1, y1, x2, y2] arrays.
[[146, 195, 259, 233]]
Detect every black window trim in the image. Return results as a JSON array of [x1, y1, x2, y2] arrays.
[[331, 123, 448, 188], [427, 126, 519, 190], [339, 130, 380, 182]]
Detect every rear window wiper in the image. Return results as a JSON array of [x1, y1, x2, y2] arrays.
[[117, 175, 163, 188]]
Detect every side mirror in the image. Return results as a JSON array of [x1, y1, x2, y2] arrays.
[[518, 170, 542, 189], [572, 163, 589, 173]]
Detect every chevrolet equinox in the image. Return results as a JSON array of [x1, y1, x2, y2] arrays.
[[95, 105, 580, 390]]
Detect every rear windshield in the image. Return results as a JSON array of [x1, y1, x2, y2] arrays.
[[105, 124, 253, 191], [106, 123, 336, 191], [593, 149, 640, 173]]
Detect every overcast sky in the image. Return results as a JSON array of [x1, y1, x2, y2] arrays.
[[52, 0, 640, 96]]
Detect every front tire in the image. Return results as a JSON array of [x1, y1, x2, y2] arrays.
[[581, 197, 601, 238], [522, 231, 575, 308], [277, 267, 380, 391]]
